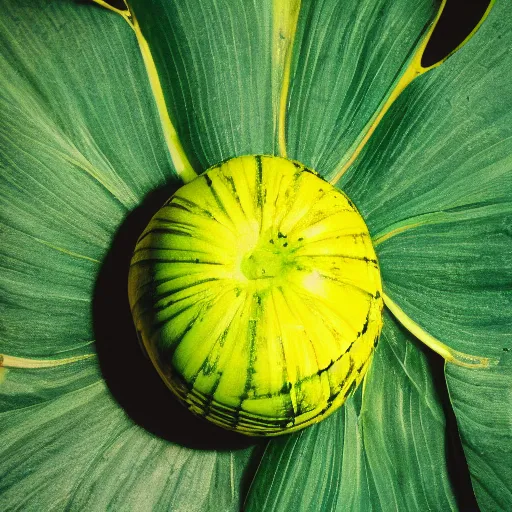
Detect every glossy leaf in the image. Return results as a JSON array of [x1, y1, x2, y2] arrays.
[[446, 359, 512, 510], [0, 0, 178, 358], [376, 216, 512, 360], [361, 312, 456, 511], [245, 393, 373, 511], [129, 0, 275, 170], [0, 359, 101, 412], [286, 0, 437, 177], [0, 370, 255, 511]]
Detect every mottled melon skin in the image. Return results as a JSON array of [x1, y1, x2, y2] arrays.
[[128, 155, 383, 436]]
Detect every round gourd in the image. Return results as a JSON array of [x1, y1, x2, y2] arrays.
[[128, 155, 383, 436]]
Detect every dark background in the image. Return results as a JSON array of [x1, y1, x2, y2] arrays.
[[423, 0, 491, 66]]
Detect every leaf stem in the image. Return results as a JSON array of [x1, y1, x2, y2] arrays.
[[91, 0, 197, 184], [329, 0, 495, 184], [383, 293, 497, 369], [273, 0, 302, 158], [1, 353, 96, 369]]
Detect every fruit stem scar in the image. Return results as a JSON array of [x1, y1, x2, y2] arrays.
[[383, 293, 498, 369]]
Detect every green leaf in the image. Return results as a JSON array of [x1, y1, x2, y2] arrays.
[[245, 311, 457, 511], [286, 0, 437, 177], [341, 1, 512, 508], [361, 311, 456, 511], [0, 0, 180, 358], [244, 393, 374, 511], [375, 215, 512, 360], [446, 359, 512, 510], [129, 0, 275, 170], [341, 3, 510, 235], [0, 223, 99, 358], [0, 360, 101, 412], [0, 373, 255, 511]]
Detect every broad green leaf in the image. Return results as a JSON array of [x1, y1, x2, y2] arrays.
[[0, 359, 101, 412], [446, 359, 512, 510], [375, 216, 512, 360], [245, 311, 457, 511], [0, 373, 255, 511], [244, 393, 374, 511], [341, 1, 512, 508], [343, 0, 511, 254], [0, 223, 99, 358], [0, 0, 179, 358], [361, 311, 456, 511], [286, 0, 438, 177], [129, 0, 275, 170]]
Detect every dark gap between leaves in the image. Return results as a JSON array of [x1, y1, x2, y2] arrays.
[[422, 0, 492, 67], [423, 346, 480, 511], [105, 0, 127, 10]]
